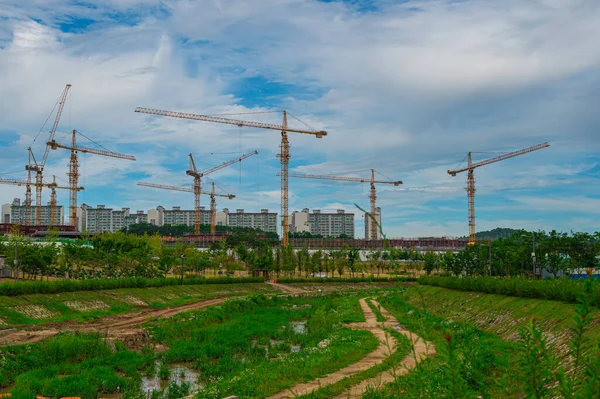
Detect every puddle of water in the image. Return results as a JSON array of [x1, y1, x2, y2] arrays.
[[291, 321, 307, 334], [141, 362, 200, 393], [291, 344, 301, 353]]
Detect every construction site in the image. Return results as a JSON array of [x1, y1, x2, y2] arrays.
[[0, 84, 551, 250]]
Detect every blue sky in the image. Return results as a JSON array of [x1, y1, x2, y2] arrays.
[[0, 0, 598, 238]]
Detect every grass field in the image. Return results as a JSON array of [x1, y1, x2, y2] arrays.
[[0, 293, 381, 399], [0, 283, 275, 326], [402, 285, 600, 352]]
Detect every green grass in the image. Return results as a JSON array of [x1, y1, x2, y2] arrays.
[[366, 299, 386, 322], [0, 332, 155, 396], [0, 276, 265, 297], [419, 275, 600, 306], [147, 294, 377, 399], [278, 277, 417, 283], [0, 283, 275, 326], [296, 329, 412, 399], [403, 285, 600, 346], [360, 291, 519, 398], [1, 293, 382, 399]]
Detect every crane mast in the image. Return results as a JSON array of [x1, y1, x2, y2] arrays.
[[135, 106, 326, 246], [48, 130, 136, 228], [448, 142, 550, 244], [136, 181, 234, 235], [26, 84, 71, 226], [186, 151, 256, 235], [0, 176, 82, 227], [284, 169, 402, 240]]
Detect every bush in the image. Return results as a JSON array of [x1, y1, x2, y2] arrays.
[[419, 276, 600, 306], [276, 276, 417, 284], [0, 276, 265, 297]]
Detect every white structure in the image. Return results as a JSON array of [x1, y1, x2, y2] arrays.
[[364, 207, 382, 240], [81, 204, 148, 234], [290, 208, 355, 238], [290, 208, 310, 233], [3, 198, 64, 226], [226, 208, 278, 233], [1, 203, 11, 224]]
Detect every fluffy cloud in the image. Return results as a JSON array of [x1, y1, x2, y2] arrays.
[[0, 0, 598, 237]]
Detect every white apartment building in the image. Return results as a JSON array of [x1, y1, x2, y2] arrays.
[[3, 198, 65, 226], [2, 203, 12, 224], [226, 208, 278, 233], [81, 204, 149, 234], [290, 208, 355, 238], [364, 207, 382, 240]]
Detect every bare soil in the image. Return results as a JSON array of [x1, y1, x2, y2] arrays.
[[0, 297, 231, 347]]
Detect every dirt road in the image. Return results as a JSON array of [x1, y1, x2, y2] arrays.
[[265, 298, 435, 399], [266, 282, 308, 294], [0, 297, 231, 347]]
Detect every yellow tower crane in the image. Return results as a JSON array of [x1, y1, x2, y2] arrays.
[[283, 169, 402, 240], [185, 151, 257, 235], [0, 175, 83, 227], [47, 130, 136, 228], [135, 107, 326, 246], [448, 142, 550, 244], [136, 182, 234, 235], [26, 84, 71, 225]]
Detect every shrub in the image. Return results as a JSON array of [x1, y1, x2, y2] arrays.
[[418, 276, 600, 307], [0, 276, 265, 297], [276, 276, 417, 284]]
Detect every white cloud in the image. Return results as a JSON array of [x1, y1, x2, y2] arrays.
[[0, 0, 598, 236]]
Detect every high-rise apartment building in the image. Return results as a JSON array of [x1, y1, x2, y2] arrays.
[[81, 205, 149, 233], [226, 208, 278, 233], [7, 198, 64, 226], [290, 208, 355, 238], [364, 207, 382, 240], [162, 206, 211, 227]]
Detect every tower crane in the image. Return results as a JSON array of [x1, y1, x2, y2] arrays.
[[135, 106, 327, 246], [136, 181, 235, 235], [283, 169, 402, 240], [187, 150, 257, 235], [447, 142, 550, 244], [0, 175, 83, 227], [26, 84, 71, 226], [47, 130, 136, 228]]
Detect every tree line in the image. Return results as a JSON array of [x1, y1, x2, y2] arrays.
[[0, 229, 597, 281], [421, 230, 599, 277]]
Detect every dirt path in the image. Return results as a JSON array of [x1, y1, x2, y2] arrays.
[[332, 301, 435, 399], [266, 282, 308, 294], [0, 297, 231, 347], [265, 298, 434, 399]]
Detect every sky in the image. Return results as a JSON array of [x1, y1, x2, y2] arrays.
[[0, 0, 598, 238]]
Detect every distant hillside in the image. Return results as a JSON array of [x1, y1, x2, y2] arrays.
[[463, 228, 521, 241]]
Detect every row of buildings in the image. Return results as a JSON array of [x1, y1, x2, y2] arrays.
[[1, 198, 382, 239]]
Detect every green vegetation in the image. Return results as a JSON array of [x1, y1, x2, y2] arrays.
[[471, 227, 521, 240], [123, 222, 280, 241], [277, 277, 417, 283], [0, 282, 273, 326], [401, 285, 600, 344], [419, 275, 600, 306], [0, 276, 263, 297], [0, 333, 155, 396], [365, 299, 386, 322], [296, 329, 413, 399], [1, 294, 380, 399], [419, 230, 599, 277]]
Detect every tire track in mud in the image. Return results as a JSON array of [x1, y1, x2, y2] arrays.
[[265, 298, 435, 399]]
